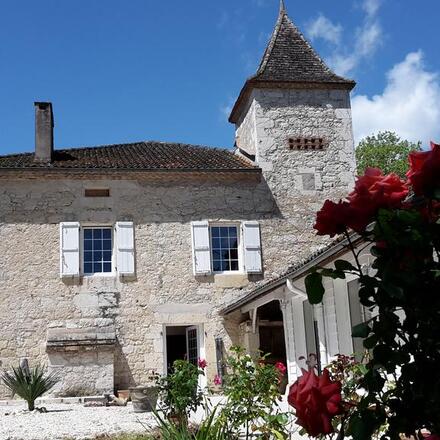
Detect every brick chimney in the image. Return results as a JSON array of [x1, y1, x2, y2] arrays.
[[34, 102, 54, 162]]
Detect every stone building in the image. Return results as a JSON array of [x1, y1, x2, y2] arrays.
[[0, 3, 360, 397]]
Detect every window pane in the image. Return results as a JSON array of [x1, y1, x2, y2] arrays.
[[213, 260, 221, 272], [220, 227, 229, 236], [210, 225, 239, 272], [83, 227, 112, 275], [84, 263, 93, 274], [221, 238, 229, 248], [229, 238, 238, 248], [103, 263, 112, 273]]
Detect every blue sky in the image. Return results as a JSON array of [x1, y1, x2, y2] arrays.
[[0, 0, 439, 155]]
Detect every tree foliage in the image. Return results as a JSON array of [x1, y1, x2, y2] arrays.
[[356, 131, 421, 178]]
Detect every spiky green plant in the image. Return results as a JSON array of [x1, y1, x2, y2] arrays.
[[1, 363, 59, 411]]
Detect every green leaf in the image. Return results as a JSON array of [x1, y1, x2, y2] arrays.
[[334, 259, 357, 272], [363, 334, 378, 349], [382, 283, 404, 299], [305, 272, 325, 304], [321, 268, 345, 279], [352, 322, 370, 338]]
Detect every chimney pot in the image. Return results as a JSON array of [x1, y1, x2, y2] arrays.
[[34, 102, 54, 162]]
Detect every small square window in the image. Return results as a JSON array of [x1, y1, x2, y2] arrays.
[[210, 225, 239, 273], [83, 227, 113, 275]]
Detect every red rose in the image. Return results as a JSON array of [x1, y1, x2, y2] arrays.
[[198, 358, 207, 369], [314, 200, 351, 237], [314, 169, 408, 237], [407, 141, 440, 196], [275, 361, 287, 375], [288, 368, 343, 437], [347, 168, 408, 232], [349, 168, 408, 211]]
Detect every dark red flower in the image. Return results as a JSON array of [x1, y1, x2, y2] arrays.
[[407, 141, 440, 196], [197, 358, 207, 369], [288, 368, 343, 437], [349, 168, 408, 211], [314, 169, 408, 237], [314, 200, 351, 237], [275, 361, 287, 375]]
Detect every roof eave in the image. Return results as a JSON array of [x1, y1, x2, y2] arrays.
[[220, 234, 363, 315], [229, 78, 356, 124], [0, 166, 262, 181]]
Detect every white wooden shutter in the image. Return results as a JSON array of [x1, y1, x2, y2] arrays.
[[242, 221, 262, 273], [60, 222, 80, 277], [333, 278, 353, 355], [191, 221, 211, 275], [116, 221, 135, 276]]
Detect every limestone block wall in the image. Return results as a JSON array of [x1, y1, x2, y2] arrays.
[[0, 176, 283, 396], [234, 87, 356, 270], [0, 89, 356, 397]]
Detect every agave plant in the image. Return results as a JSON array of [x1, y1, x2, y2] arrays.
[[1, 363, 59, 411]]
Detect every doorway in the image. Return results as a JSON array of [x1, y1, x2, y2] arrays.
[[164, 325, 203, 375], [257, 300, 288, 392]]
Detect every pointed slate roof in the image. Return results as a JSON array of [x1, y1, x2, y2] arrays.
[[229, 4, 355, 123]]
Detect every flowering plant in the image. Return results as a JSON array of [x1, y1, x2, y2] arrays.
[[302, 142, 440, 439], [219, 346, 289, 439], [156, 359, 205, 425]]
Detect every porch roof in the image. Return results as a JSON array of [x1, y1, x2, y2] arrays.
[[220, 233, 362, 315]]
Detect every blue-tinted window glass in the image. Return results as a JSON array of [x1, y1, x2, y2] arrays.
[[83, 227, 112, 274], [210, 226, 239, 272]]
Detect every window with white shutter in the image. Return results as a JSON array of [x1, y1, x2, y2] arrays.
[[116, 221, 135, 276], [191, 221, 211, 275], [60, 222, 80, 277], [242, 221, 262, 273]]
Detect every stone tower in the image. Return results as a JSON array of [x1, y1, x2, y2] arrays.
[[229, 2, 357, 263], [230, 3, 356, 202]]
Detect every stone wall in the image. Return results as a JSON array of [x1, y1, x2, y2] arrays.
[[0, 87, 356, 397]]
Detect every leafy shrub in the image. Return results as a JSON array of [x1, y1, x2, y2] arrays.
[[219, 346, 288, 439], [1, 363, 59, 411], [157, 359, 204, 425]]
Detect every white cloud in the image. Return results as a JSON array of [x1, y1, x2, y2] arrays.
[[362, 0, 381, 18], [352, 51, 440, 145], [321, 0, 383, 76], [307, 14, 342, 45]]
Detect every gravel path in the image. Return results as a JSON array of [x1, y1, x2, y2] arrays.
[[0, 403, 156, 440]]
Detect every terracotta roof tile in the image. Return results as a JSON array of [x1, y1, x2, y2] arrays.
[[0, 141, 258, 172]]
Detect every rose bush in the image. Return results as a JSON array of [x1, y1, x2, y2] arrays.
[[301, 141, 440, 439]]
